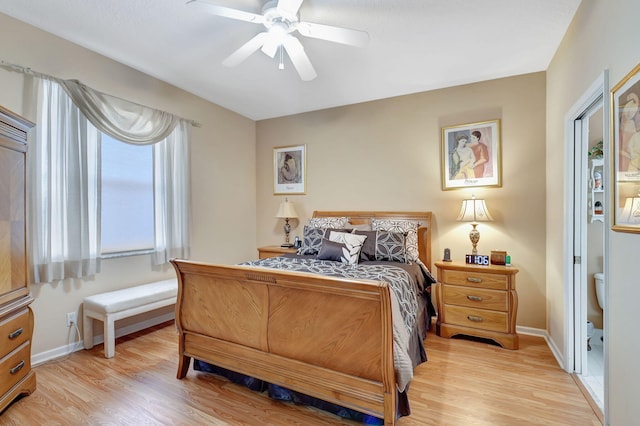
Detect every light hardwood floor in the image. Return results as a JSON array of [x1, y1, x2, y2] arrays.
[[1, 322, 601, 425]]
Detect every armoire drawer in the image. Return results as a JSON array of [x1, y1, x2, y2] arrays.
[[0, 341, 31, 396], [0, 308, 31, 356]]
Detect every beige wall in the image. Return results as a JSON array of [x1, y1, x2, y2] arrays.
[[547, 0, 640, 423], [257, 73, 547, 329], [0, 13, 257, 356]]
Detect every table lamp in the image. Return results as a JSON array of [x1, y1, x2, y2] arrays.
[[457, 195, 493, 254], [276, 198, 298, 247]]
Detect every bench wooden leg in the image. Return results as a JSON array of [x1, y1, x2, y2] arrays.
[[83, 314, 94, 350], [104, 315, 115, 358]]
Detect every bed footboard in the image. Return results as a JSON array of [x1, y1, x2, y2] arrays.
[[170, 259, 398, 424]]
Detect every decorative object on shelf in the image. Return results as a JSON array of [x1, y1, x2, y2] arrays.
[[594, 171, 602, 189], [274, 144, 306, 194], [588, 140, 604, 159], [594, 201, 603, 215], [457, 195, 493, 255], [276, 198, 298, 247], [589, 158, 605, 222], [440, 119, 502, 190], [611, 62, 640, 233]]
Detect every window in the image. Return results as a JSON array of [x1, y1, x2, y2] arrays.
[[100, 134, 154, 254]]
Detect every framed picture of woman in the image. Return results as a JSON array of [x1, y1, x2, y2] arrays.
[[441, 120, 502, 190], [274, 144, 306, 194], [611, 63, 640, 233]]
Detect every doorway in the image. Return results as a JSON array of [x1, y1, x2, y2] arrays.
[[565, 72, 609, 422]]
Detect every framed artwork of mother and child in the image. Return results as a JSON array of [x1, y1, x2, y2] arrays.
[[612, 62, 640, 233], [441, 119, 502, 190]]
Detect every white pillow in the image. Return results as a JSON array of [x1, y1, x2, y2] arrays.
[[328, 231, 367, 265], [307, 217, 349, 229]]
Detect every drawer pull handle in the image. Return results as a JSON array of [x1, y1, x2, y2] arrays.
[[10, 360, 25, 375], [467, 295, 483, 301], [467, 315, 483, 322], [467, 277, 482, 283], [8, 328, 23, 339]]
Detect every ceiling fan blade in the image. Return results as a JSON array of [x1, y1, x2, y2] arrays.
[[282, 35, 317, 81], [277, 0, 304, 18], [297, 21, 369, 47], [261, 35, 280, 58], [186, 0, 264, 24], [223, 32, 270, 67]]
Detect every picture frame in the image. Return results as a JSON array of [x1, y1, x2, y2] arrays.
[[611, 63, 640, 233], [441, 119, 502, 190], [274, 144, 306, 195]]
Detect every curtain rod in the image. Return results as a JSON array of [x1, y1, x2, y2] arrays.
[[0, 59, 201, 128]]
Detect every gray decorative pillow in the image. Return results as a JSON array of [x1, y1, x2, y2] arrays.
[[328, 231, 367, 265], [371, 219, 420, 262], [353, 230, 377, 261], [297, 226, 326, 255], [297, 226, 351, 255], [375, 230, 406, 263], [307, 217, 349, 229], [317, 239, 347, 262]]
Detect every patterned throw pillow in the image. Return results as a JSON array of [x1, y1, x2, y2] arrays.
[[297, 226, 327, 255], [328, 231, 367, 265], [371, 219, 420, 262], [375, 230, 406, 263], [307, 217, 349, 229], [297, 226, 351, 255]]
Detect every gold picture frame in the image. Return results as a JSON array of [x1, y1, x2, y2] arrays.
[[441, 119, 502, 190], [611, 63, 640, 233], [273, 144, 306, 195]]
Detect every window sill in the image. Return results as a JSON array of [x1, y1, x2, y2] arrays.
[[101, 249, 154, 260]]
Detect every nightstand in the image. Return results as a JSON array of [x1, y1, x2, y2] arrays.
[[257, 245, 298, 259], [435, 260, 519, 349]]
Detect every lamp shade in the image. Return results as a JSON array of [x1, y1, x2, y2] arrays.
[[619, 195, 640, 224], [276, 198, 298, 219], [457, 197, 493, 223]]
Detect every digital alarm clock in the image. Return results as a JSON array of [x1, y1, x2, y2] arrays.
[[465, 254, 490, 265]]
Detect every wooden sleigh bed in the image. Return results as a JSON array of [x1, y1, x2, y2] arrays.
[[170, 211, 433, 425]]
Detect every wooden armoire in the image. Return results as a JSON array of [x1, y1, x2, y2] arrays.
[[0, 105, 36, 412]]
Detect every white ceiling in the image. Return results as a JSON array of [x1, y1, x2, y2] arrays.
[[0, 0, 581, 120]]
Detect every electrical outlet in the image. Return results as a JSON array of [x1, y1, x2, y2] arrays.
[[66, 312, 77, 327]]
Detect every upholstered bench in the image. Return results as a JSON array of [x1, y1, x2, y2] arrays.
[[83, 278, 178, 358]]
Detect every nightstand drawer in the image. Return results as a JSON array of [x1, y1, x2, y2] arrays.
[[0, 309, 31, 356], [0, 341, 31, 396], [444, 305, 508, 333], [440, 269, 508, 291], [442, 285, 507, 311]]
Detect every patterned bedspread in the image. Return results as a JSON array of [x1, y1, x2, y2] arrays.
[[239, 256, 422, 391]]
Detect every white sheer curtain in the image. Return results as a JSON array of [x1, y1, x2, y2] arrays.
[[29, 77, 191, 283], [29, 78, 101, 283], [152, 120, 191, 265]]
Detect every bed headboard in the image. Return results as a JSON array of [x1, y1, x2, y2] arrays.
[[312, 211, 433, 272]]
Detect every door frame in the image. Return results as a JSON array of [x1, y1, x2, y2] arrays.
[[562, 70, 609, 420]]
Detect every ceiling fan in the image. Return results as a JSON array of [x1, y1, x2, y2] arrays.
[[187, 0, 369, 81]]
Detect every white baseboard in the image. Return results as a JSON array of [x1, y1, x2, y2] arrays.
[[32, 312, 175, 366], [517, 325, 565, 369]]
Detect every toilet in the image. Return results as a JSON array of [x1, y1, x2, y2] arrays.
[[595, 272, 605, 311]]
